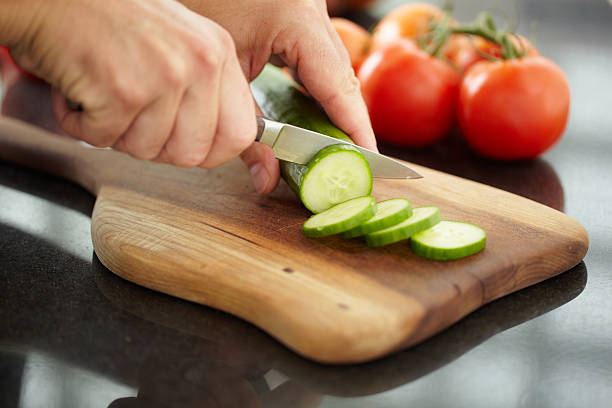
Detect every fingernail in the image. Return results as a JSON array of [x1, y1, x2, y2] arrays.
[[249, 163, 270, 193]]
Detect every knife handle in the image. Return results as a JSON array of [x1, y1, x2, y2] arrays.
[[254, 116, 283, 147]]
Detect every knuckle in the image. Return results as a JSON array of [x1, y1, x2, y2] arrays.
[[344, 71, 361, 94], [105, 66, 147, 111], [215, 27, 236, 54], [163, 57, 188, 90], [115, 83, 146, 111], [192, 28, 234, 71], [194, 42, 222, 71]]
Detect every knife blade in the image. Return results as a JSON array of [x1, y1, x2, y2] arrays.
[[255, 116, 422, 179]]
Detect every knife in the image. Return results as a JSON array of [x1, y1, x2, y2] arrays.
[[255, 116, 422, 179]]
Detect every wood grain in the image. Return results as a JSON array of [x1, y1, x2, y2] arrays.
[[0, 117, 588, 363]]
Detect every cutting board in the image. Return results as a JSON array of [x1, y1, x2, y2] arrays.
[[0, 117, 588, 364]]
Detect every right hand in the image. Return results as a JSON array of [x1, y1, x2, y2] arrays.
[[9, 0, 257, 170]]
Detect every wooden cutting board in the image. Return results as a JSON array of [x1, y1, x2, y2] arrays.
[[0, 117, 588, 364]]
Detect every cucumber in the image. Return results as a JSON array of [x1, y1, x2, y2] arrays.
[[299, 144, 372, 213], [365, 206, 442, 247], [342, 198, 412, 238], [303, 196, 376, 238], [251, 64, 372, 213], [410, 221, 486, 260], [250, 64, 353, 144]]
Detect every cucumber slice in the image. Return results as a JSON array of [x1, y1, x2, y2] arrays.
[[299, 144, 372, 213], [342, 198, 412, 238], [303, 196, 376, 238], [410, 220, 486, 261], [365, 206, 441, 247]]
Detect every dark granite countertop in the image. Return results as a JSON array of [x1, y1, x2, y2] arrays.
[[1, 1, 611, 407]]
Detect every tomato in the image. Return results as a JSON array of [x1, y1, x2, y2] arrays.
[[447, 34, 539, 73], [331, 17, 371, 72], [457, 56, 570, 160], [358, 40, 460, 147], [370, 3, 449, 52]]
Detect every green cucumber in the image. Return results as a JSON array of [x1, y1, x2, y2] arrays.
[[250, 64, 353, 143], [251, 64, 371, 213], [342, 198, 412, 238], [303, 196, 376, 238], [410, 221, 486, 260], [299, 144, 372, 213], [365, 206, 442, 247]]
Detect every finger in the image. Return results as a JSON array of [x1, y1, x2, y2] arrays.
[[113, 90, 182, 160], [286, 29, 378, 152], [51, 86, 136, 148], [240, 141, 280, 194], [198, 43, 257, 169], [159, 82, 218, 168]]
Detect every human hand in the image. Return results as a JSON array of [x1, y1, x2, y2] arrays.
[[6, 0, 258, 171], [181, 0, 377, 191]]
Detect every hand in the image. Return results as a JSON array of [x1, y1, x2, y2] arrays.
[[181, 0, 377, 192], [6, 0, 257, 170]]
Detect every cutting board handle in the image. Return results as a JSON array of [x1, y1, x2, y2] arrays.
[[0, 116, 122, 195]]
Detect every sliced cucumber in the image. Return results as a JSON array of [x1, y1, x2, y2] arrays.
[[410, 220, 486, 260], [299, 144, 372, 213], [303, 196, 376, 238], [342, 198, 412, 238], [365, 206, 442, 247], [251, 64, 372, 213]]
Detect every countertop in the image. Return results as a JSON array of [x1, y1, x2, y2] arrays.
[[1, 0, 611, 407]]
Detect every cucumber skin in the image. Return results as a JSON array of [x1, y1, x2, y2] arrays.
[[250, 64, 355, 199]]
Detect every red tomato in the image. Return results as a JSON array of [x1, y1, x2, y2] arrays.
[[331, 17, 371, 72], [457, 56, 570, 160], [447, 35, 539, 73], [370, 3, 450, 52], [358, 40, 460, 147]]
